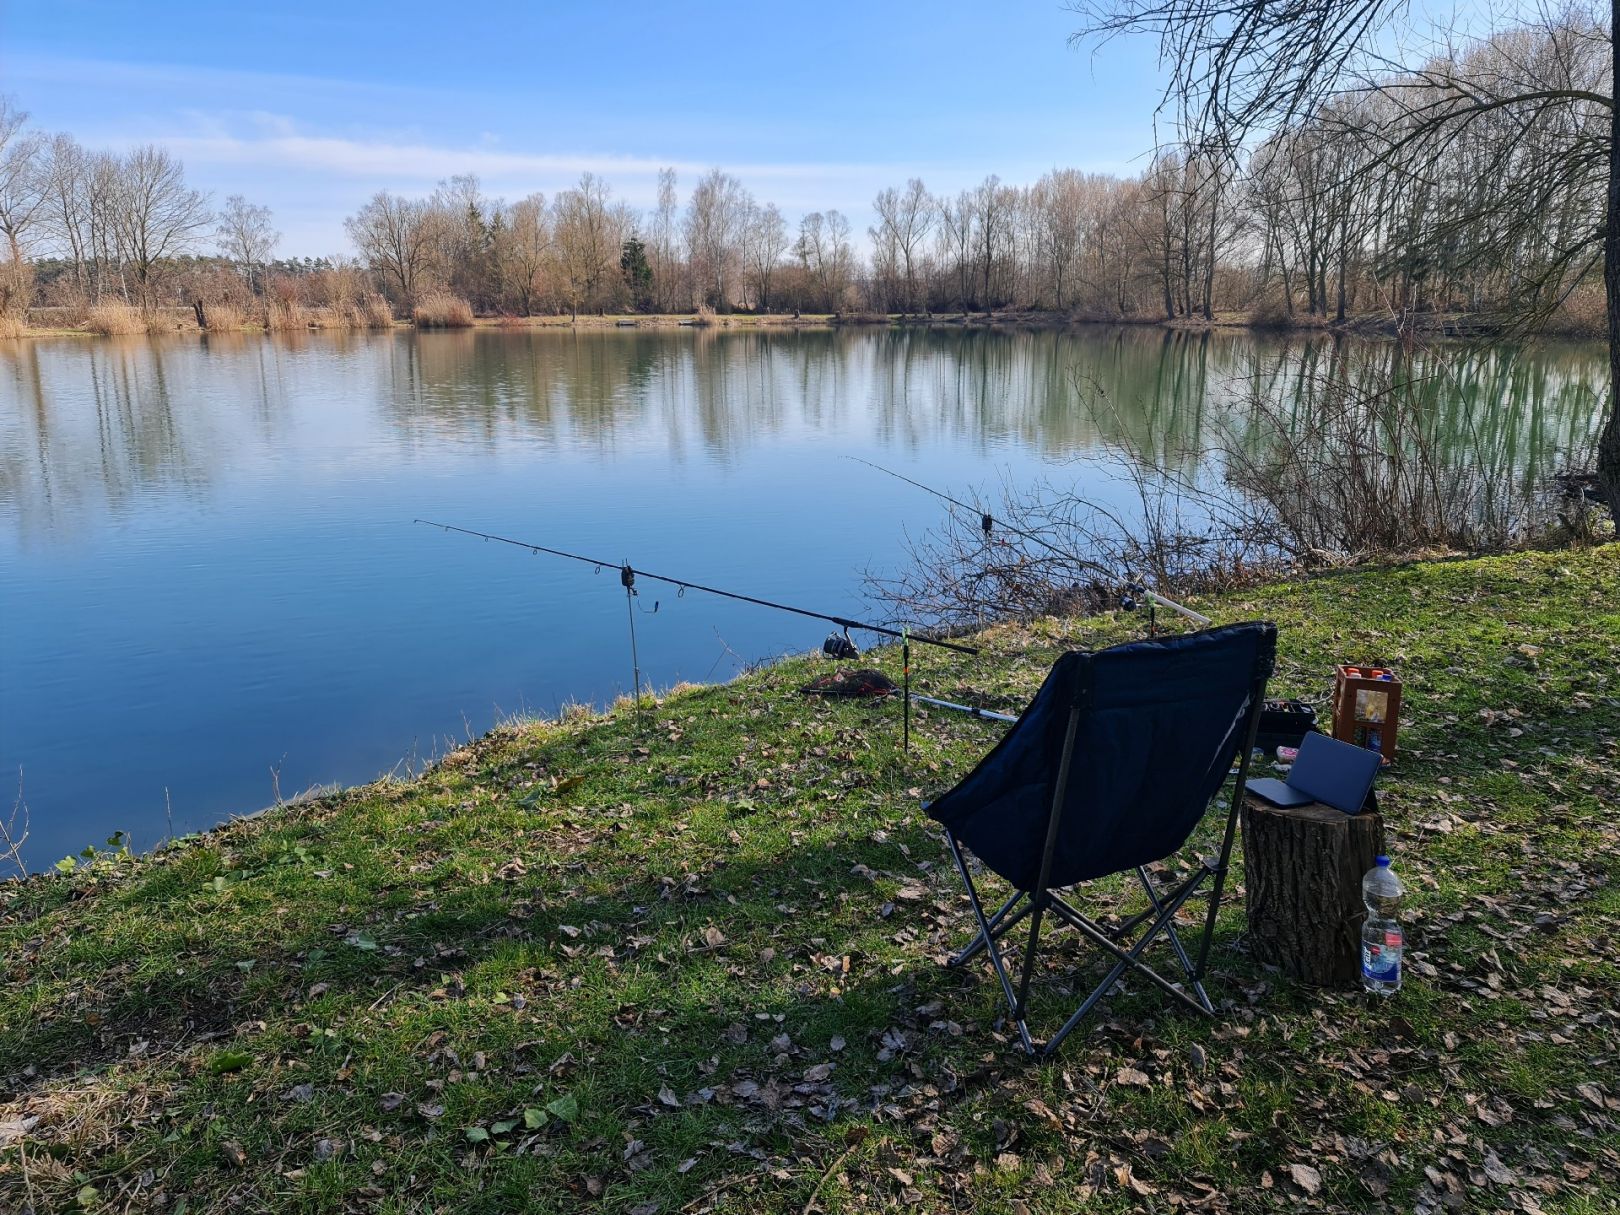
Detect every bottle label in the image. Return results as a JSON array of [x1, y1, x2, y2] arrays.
[[1362, 942, 1402, 983]]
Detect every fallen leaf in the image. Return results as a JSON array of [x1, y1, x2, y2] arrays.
[[1289, 1163, 1322, 1195], [0, 1116, 38, 1147], [1482, 1152, 1514, 1186]]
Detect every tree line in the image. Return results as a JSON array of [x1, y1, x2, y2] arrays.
[[0, 8, 1609, 333]]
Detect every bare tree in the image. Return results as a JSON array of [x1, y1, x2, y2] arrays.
[[345, 191, 435, 310], [741, 200, 789, 311], [684, 168, 750, 310], [0, 96, 46, 265], [650, 167, 682, 312], [107, 145, 211, 311], [499, 192, 551, 315], [552, 173, 627, 318], [1071, 0, 1620, 520], [873, 179, 936, 313], [1031, 169, 1087, 310], [795, 210, 855, 309], [215, 194, 279, 292]]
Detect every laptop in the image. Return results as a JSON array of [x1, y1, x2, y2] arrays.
[[1247, 732, 1381, 815]]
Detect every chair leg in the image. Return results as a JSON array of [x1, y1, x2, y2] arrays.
[[1047, 881, 1215, 1013], [945, 831, 1038, 1056], [1013, 903, 1047, 1020], [1134, 868, 1208, 1008], [948, 889, 1030, 967], [943, 837, 1229, 1057]]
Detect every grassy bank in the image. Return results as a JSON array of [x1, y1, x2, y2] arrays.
[[2, 549, 1617, 1213]]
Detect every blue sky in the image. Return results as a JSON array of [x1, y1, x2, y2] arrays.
[[1, 1, 1178, 256]]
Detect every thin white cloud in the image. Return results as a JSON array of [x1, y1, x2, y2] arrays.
[[6, 53, 439, 104], [158, 127, 863, 186], [59, 106, 1139, 253]]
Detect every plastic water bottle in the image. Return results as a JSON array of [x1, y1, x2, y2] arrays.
[[1361, 856, 1405, 995]]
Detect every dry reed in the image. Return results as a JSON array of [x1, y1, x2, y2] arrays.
[[264, 299, 312, 331], [412, 293, 475, 328], [83, 303, 147, 335], [201, 301, 249, 331]]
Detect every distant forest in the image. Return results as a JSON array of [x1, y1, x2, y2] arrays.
[[0, 5, 1607, 332]]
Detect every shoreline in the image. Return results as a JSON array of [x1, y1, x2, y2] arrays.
[[2, 543, 1602, 882], [6, 307, 1605, 342]]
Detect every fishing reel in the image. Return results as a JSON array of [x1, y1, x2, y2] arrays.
[[822, 630, 860, 660], [1120, 580, 1146, 612]]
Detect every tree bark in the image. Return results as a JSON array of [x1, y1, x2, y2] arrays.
[[1241, 796, 1385, 986], [1601, 0, 1620, 526]]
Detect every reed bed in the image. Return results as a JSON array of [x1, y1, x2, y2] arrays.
[[82, 303, 148, 335], [412, 292, 475, 328], [200, 302, 249, 332]]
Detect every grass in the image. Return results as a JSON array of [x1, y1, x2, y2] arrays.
[[1, 548, 1617, 1213]]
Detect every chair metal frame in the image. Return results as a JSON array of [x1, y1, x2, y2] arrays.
[[942, 661, 1271, 1058]]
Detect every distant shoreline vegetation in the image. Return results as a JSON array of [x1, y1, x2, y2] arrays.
[[10, 306, 1609, 343], [0, 3, 1609, 344]]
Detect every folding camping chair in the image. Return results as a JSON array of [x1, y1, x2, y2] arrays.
[[926, 621, 1277, 1057]]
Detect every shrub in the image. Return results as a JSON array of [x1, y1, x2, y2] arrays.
[[1548, 284, 1605, 338], [83, 303, 147, 335], [354, 293, 395, 329], [201, 301, 249, 331], [264, 299, 311, 331], [1247, 292, 1297, 330], [413, 293, 475, 328], [0, 261, 32, 337]]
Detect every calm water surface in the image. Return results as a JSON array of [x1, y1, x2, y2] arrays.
[[0, 327, 1603, 867]]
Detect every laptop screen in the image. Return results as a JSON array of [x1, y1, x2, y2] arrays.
[[1289, 732, 1382, 814]]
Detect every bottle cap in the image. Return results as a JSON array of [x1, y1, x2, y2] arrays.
[[1375, 855, 1390, 867]]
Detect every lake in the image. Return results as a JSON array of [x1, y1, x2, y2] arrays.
[[0, 326, 1604, 869]]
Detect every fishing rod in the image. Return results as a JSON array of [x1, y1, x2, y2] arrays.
[[848, 457, 1212, 627], [414, 519, 980, 656], [911, 694, 1017, 724]]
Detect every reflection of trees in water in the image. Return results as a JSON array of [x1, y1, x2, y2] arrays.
[[0, 338, 221, 542], [376, 327, 1605, 482], [857, 327, 1249, 471], [1222, 336, 1604, 495], [393, 329, 867, 462], [2, 330, 1604, 545]]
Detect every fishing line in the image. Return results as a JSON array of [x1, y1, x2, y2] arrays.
[[414, 519, 979, 656], [845, 457, 1211, 627]]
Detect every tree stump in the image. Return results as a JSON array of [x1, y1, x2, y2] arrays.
[[1241, 795, 1385, 986]]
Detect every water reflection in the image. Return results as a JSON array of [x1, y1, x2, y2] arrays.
[[2, 328, 1604, 540]]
